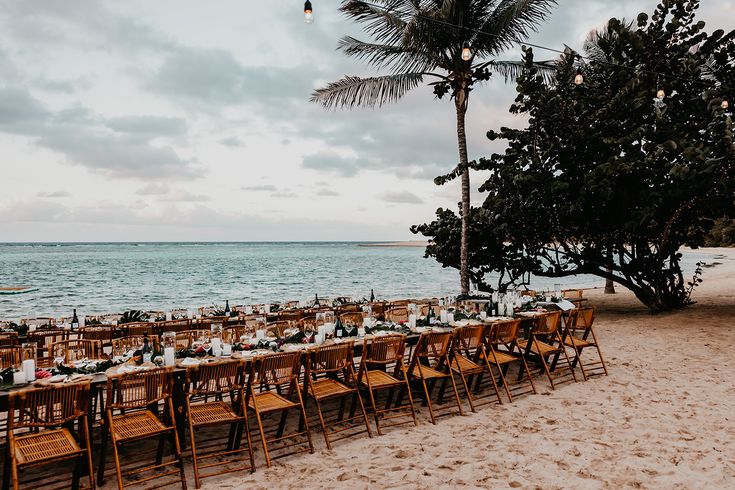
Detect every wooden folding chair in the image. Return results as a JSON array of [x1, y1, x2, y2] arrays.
[[5, 381, 94, 490], [485, 319, 536, 402], [26, 330, 68, 368], [266, 321, 290, 338], [0, 332, 19, 347], [563, 307, 608, 380], [450, 325, 503, 411], [97, 367, 186, 489], [175, 330, 211, 349], [517, 311, 577, 389], [80, 326, 118, 350], [357, 334, 417, 435], [384, 306, 408, 323], [405, 330, 463, 424], [304, 342, 371, 449], [50, 339, 102, 363], [0, 346, 22, 368], [185, 359, 254, 488], [245, 352, 313, 467]]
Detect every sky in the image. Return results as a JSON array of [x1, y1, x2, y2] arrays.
[[0, 0, 731, 242]]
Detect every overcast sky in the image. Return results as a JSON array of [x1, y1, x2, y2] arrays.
[[0, 0, 730, 241]]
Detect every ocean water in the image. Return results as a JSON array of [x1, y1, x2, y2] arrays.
[[0, 242, 715, 320]]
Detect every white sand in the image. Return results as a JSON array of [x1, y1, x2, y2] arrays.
[[199, 247, 734, 489]]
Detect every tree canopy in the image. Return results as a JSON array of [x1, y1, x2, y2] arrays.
[[412, 0, 735, 312]]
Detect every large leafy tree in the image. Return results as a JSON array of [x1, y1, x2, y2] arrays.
[[413, 0, 735, 312], [310, 0, 556, 294]]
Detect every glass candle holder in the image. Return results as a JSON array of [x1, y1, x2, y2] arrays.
[[163, 331, 176, 366]]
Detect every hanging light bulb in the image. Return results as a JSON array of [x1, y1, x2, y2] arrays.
[[574, 68, 584, 85], [657, 88, 666, 99], [722, 99, 729, 110], [461, 43, 472, 61], [304, 1, 313, 23]]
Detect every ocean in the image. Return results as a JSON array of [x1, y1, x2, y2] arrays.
[[0, 242, 715, 320]]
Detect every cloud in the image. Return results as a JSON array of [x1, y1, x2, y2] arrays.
[[242, 184, 277, 192], [301, 150, 362, 177], [381, 191, 424, 205], [0, 86, 199, 180], [36, 190, 71, 198], [219, 136, 245, 147], [316, 188, 340, 197], [135, 183, 170, 196], [158, 191, 210, 203], [270, 191, 298, 199], [105, 115, 187, 137]]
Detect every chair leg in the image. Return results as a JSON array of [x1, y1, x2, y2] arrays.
[[82, 418, 96, 490], [252, 409, 271, 467], [294, 388, 314, 454], [457, 368, 476, 412], [355, 389, 373, 438], [365, 383, 382, 435], [419, 377, 436, 424], [110, 436, 124, 490], [402, 374, 419, 427], [97, 422, 109, 487], [189, 419, 201, 488], [313, 396, 331, 450]]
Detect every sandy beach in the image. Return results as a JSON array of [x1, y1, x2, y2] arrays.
[[202, 247, 735, 489]]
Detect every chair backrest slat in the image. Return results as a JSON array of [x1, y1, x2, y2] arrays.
[[188, 360, 243, 397], [362, 334, 406, 364], [309, 342, 354, 374], [106, 366, 173, 409], [9, 382, 90, 429]]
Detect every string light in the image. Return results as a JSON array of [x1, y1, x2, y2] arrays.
[[461, 43, 472, 61], [657, 88, 666, 99], [304, 1, 313, 23], [574, 68, 584, 85], [722, 99, 729, 110]]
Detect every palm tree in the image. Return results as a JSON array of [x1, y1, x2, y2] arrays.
[[311, 0, 557, 294]]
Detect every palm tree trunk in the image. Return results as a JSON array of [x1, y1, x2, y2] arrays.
[[455, 87, 470, 295]]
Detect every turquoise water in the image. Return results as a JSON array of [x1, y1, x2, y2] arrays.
[[0, 242, 712, 320]]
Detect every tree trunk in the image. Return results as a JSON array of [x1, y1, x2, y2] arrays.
[[604, 267, 616, 294], [455, 87, 470, 295]]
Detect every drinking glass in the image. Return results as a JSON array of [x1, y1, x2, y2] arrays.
[[324, 311, 335, 325]]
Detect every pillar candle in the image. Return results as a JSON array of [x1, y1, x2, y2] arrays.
[[164, 347, 175, 366], [23, 359, 36, 382]]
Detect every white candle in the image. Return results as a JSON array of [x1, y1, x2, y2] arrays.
[[245, 306, 253, 315], [165, 311, 172, 321], [357, 327, 366, 337], [187, 309, 194, 319], [143, 353, 152, 363], [480, 311, 487, 320], [362, 317, 372, 328], [164, 347, 175, 366], [256, 329, 266, 340], [79, 315, 85, 328], [13, 370, 27, 385], [440, 310, 448, 323], [314, 333, 323, 344], [223, 343, 232, 356], [265, 304, 271, 313], [23, 359, 36, 382], [211, 338, 222, 357], [447, 312, 455, 324], [408, 314, 417, 328]]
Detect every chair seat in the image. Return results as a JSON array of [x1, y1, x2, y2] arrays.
[[308, 378, 353, 400], [111, 410, 168, 441], [190, 401, 240, 426], [517, 339, 559, 355], [564, 336, 595, 348], [450, 355, 484, 374], [410, 364, 447, 379], [486, 350, 519, 365], [360, 369, 403, 388], [249, 391, 298, 413], [14, 429, 82, 466]]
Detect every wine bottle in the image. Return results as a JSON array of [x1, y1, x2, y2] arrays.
[[71, 309, 79, 331], [426, 306, 434, 325], [142, 333, 152, 354], [370, 289, 375, 302], [335, 317, 344, 338], [314, 294, 320, 307], [485, 300, 493, 318], [224, 300, 230, 316]]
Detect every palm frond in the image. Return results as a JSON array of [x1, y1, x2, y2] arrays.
[[337, 36, 438, 73], [340, 0, 415, 45], [310, 73, 424, 109], [486, 59, 557, 85], [477, 0, 557, 56]]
